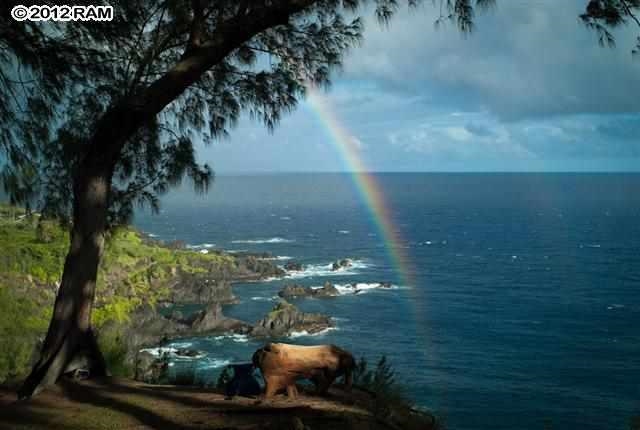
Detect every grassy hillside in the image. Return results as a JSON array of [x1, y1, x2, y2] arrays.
[[0, 204, 238, 385]]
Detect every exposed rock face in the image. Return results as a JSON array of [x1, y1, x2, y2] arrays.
[[313, 282, 340, 297], [284, 261, 303, 272], [114, 303, 250, 375], [278, 282, 339, 299], [250, 300, 333, 338], [278, 284, 308, 298], [168, 273, 237, 305], [331, 258, 352, 271], [188, 303, 250, 334], [235, 255, 286, 279]]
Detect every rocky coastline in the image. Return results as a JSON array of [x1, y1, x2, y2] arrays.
[[0, 210, 381, 386]]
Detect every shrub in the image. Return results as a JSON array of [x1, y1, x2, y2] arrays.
[[35, 219, 60, 243], [216, 366, 234, 391], [352, 355, 411, 420], [97, 327, 131, 378]]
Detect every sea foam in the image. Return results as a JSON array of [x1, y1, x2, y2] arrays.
[[231, 237, 294, 244], [288, 327, 337, 339], [212, 334, 250, 343], [283, 259, 369, 279], [333, 282, 402, 295], [187, 243, 216, 249]]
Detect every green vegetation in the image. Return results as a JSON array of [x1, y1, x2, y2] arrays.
[[267, 300, 296, 318], [0, 207, 238, 384], [0, 281, 51, 385], [353, 355, 413, 422]]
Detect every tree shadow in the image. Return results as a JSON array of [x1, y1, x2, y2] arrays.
[[0, 378, 381, 430], [57, 378, 193, 429]]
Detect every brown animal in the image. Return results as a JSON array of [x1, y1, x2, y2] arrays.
[[252, 343, 355, 398]]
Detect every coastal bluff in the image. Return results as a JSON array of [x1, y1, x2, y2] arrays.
[[0, 208, 286, 386]]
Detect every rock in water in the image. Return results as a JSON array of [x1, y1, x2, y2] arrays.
[[331, 258, 352, 271], [315, 281, 339, 297], [250, 300, 332, 337], [278, 284, 309, 298], [278, 282, 339, 299], [121, 303, 251, 375], [188, 302, 251, 334], [284, 261, 304, 272]]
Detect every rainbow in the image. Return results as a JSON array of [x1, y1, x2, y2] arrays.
[[305, 86, 415, 290], [306, 86, 434, 384]]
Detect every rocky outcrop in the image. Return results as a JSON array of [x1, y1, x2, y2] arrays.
[[278, 282, 339, 299], [283, 261, 303, 272], [188, 303, 251, 334], [167, 273, 237, 305], [111, 303, 251, 373], [250, 300, 333, 338], [235, 255, 286, 279], [331, 258, 352, 271]]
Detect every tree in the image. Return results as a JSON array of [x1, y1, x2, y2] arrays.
[[0, 0, 637, 399], [580, 0, 640, 52]]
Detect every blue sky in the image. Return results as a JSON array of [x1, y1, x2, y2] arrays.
[[200, 0, 640, 173]]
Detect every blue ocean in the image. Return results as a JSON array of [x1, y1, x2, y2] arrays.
[[134, 173, 640, 430]]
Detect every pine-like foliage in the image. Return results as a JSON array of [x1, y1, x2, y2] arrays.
[[580, 0, 640, 52], [353, 355, 409, 419], [2, 0, 637, 224], [0, 0, 498, 225]]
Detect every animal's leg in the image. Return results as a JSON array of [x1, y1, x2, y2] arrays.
[[286, 384, 299, 399], [264, 375, 283, 398], [315, 369, 334, 395], [344, 368, 353, 392]]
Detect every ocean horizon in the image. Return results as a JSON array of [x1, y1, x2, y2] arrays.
[[133, 172, 640, 430]]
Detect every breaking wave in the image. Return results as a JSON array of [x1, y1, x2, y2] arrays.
[[231, 237, 294, 244], [260, 255, 292, 261], [251, 296, 277, 302], [186, 243, 216, 250], [139, 347, 206, 359], [333, 282, 402, 295], [211, 333, 250, 343], [283, 259, 369, 279], [288, 327, 337, 339]]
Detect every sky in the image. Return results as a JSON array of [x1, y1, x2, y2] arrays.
[[199, 0, 640, 173]]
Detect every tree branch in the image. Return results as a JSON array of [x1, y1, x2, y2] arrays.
[[620, 0, 640, 29], [186, 0, 205, 52]]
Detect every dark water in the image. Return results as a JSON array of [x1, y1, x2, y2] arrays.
[[134, 173, 640, 430]]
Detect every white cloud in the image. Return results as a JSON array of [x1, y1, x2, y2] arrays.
[[444, 126, 473, 142], [343, 0, 640, 120], [387, 111, 534, 160]]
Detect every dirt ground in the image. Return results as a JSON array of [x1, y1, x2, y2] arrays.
[[0, 378, 436, 430]]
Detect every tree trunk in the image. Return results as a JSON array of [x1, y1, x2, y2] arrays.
[[18, 170, 111, 400], [16, 1, 320, 400]]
